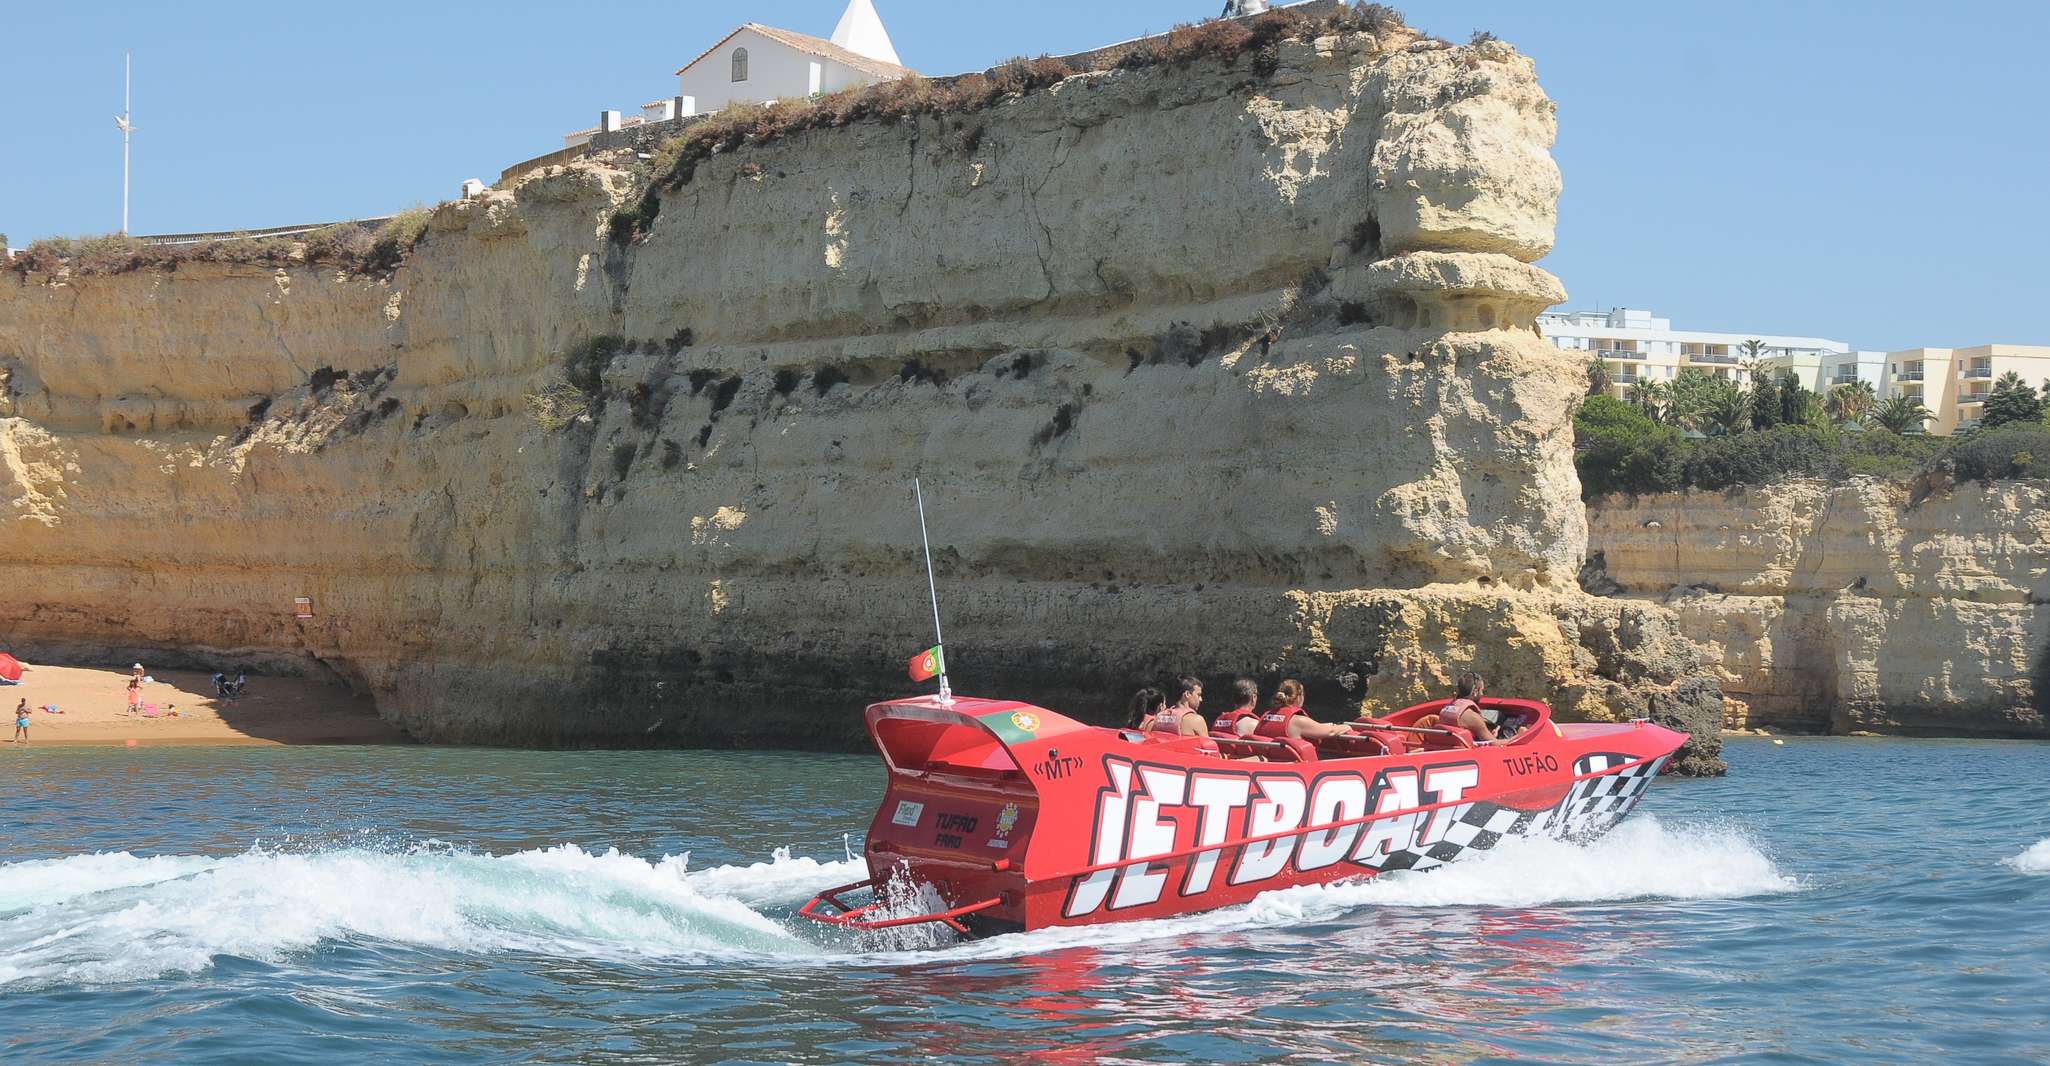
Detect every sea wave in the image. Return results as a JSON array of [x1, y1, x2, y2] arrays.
[[2004, 838, 2050, 873], [0, 817, 1794, 985], [0, 844, 860, 988]]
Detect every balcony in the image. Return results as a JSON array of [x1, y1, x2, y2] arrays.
[[1897, 370, 1924, 381], [1959, 392, 1987, 406], [1964, 365, 1993, 379], [1685, 352, 1738, 364], [1595, 348, 1644, 361]]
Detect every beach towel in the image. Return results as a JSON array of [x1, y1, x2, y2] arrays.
[[41, 705, 61, 714]]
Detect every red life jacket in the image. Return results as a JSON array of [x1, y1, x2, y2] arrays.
[[1439, 699, 1478, 729], [1212, 707, 1259, 736], [1140, 708, 1181, 734], [1253, 706, 1303, 739]]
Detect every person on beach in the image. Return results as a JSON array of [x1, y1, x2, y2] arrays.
[[12, 699, 28, 744], [1253, 679, 1357, 743], [1438, 671, 1499, 742], [1212, 677, 1262, 738], [127, 667, 143, 714]]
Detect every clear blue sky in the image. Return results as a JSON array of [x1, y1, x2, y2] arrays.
[[2, 1, 2042, 349]]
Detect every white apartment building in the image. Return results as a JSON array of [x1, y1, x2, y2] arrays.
[[1886, 344, 2050, 435], [1539, 307, 1868, 399]]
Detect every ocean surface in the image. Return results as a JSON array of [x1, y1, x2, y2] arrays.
[[2, 737, 2046, 1064]]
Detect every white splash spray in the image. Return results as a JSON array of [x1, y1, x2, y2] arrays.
[[2004, 838, 2050, 874]]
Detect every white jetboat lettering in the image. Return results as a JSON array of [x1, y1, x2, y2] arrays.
[[1064, 757, 1482, 917]]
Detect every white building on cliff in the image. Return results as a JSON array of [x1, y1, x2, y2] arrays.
[[565, 1, 913, 149]]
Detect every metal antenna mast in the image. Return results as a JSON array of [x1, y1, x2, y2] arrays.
[[115, 52, 135, 234], [913, 478, 953, 705]]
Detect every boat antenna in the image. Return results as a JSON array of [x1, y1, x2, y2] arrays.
[[913, 478, 953, 705]]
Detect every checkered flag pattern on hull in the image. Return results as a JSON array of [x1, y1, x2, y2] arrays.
[[1540, 752, 1668, 840], [1355, 753, 1667, 874]]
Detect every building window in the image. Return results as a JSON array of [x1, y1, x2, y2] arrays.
[[731, 48, 749, 82]]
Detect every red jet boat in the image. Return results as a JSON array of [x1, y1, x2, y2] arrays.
[[802, 695, 1687, 936]]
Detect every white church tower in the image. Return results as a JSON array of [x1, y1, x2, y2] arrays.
[[830, 0, 902, 67]]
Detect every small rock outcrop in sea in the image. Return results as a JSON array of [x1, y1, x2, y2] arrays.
[[1590, 478, 2050, 739], [0, 23, 1726, 772]]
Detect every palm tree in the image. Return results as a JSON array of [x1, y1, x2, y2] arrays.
[[1626, 379, 1669, 423], [1873, 394, 1933, 435], [1586, 356, 1613, 398], [1737, 339, 1781, 390], [1826, 380, 1877, 425], [1704, 389, 1750, 436]]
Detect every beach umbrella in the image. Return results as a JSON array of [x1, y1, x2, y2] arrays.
[[0, 653, 20, 683]]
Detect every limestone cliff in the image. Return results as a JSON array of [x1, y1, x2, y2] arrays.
[[0, 30, 1725, 772], [1588, 479, 2050, 737]]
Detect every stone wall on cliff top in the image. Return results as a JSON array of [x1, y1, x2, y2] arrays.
[[1588, 478, 2050, 738], [0, 31, 1725, 772]]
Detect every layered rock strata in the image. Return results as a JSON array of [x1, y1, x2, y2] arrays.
[[0, 32, 1725, 772], [1588, 479, 2050, 737]]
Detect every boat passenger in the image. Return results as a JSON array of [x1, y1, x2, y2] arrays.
[[1438, 671, 1499, 742], [1212, 677, 1262, 737], [1126, 687, 1168, 730], [1254, 679, 1356, 743], [1143, 675, 1209, 737]]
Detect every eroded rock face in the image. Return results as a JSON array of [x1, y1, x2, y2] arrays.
[[0, 31, 1722, 771], [1588, 478, 2050, 738]]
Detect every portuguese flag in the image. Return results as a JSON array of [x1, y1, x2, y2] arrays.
[[908, 645, 945, 682]]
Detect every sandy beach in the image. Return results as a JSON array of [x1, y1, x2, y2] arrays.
[[2, 661, 407, 746]]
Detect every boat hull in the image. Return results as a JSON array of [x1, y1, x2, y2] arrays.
[[805, 698, 1685, 935]]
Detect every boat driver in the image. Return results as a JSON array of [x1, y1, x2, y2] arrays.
[[1438, 671, 1499, 742]]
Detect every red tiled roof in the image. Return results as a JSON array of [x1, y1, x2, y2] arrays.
[[675, 23, 914, 83]]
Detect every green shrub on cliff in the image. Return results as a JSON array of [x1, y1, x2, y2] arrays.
[[1575, 395, 1963, 499], [1950, 426, 2050, 482]]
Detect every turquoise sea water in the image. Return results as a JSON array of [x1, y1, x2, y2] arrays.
[[2, 738, 2046, 1064]]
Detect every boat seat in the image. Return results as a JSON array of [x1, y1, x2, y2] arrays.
[[1316, 731, 1397, 758], [1417, 723, 1476, 751], [1209, 734, 1315, 762], [1141, 732, 1221, 757]]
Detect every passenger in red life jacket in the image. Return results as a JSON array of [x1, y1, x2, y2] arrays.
[[1212, 677, 1262, 738], [1139, 675, 1209, 737], [1253, 679, 1357, 744], [1438, 671, 1499, 742], [1126, 687, 1168, 732]]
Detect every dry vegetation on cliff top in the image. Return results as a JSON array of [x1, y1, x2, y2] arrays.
[[7, 210, 430, 280], [9, 4, 1425, 276], [608, 2, 1416, 243]]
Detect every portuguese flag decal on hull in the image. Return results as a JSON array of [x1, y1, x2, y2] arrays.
[[908, 646, 945, 682]]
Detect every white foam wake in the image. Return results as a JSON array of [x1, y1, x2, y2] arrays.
[[2005, 838, 2050, 873], [0, 844, 863, 988], [0, 818, 1793, 985], [920, 816, 1798, 962]]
